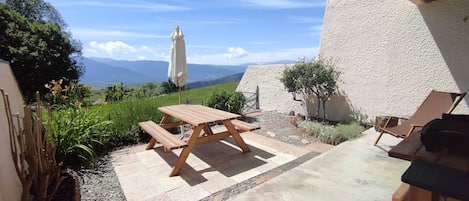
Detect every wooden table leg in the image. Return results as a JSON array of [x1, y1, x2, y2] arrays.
[[170, 125, 203, 176], [224, 120, 250, 153], [145, 138, 157, 150]]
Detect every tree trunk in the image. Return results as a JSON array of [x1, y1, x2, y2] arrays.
[[316, 96, 321, 118], [322, 99, 327, 122]]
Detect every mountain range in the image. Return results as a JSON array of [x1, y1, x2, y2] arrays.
[[80, 57, 248, 87], [80, 57, 295, 89]]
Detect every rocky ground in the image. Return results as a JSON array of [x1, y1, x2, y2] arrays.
[[74, 111, 316, 201]]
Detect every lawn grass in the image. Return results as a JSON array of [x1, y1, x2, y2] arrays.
[[90, 81, 240, 147], [155, 81, 239, 105]]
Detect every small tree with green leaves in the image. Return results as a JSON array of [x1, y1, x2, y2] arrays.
[[104, 83, 127, 102], [281, 58, 340, 121], [161, 79, 188, 95]]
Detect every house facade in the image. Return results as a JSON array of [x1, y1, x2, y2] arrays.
[[238, 0, 468, 123], [0, 61, 23, 201], [317, 0, 469, 121]]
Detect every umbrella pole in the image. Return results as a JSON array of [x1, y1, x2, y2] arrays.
[[178, 86, 182, 104], [178, 86, 184, 139]]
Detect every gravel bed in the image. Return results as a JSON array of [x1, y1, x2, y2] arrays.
[[78, 155, 126, 201], [77, 111, 315, 201], [243, 111, 318, 146]]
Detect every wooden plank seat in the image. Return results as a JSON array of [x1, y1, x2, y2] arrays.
[[231, 119, 260, 132], [197, 120, 260, 137], [139, 121, 187, 152]]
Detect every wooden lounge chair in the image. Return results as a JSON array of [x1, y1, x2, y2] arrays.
[[374, 90, 466, 150]]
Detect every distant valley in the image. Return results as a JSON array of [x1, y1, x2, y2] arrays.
[[80, 57, 295, 89]]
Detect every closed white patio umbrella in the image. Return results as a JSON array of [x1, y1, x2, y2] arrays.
[[168, 25, 187, 104]]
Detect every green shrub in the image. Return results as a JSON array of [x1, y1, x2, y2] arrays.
[[206, 90, 246, 114], [333, 122, 363, 144], [297, 121, 363, 145], [44, 80, 92, 107], [49, 106, 113, 166]]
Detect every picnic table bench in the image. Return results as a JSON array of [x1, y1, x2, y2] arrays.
[[138, 104, 260, 176], [138, 121, 187, 152]]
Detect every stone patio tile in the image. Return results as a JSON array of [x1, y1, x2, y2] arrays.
[[113, 131, 313, 201], [118, 169, 166, 201], [201, 174, 237, 194], [113, 159, 148, 178], [141, 193, 171, 201], [166, 184, 211, 201], [137, 150, 169, 168], [229, 167, 262, 183], [303, 141, 335, 153]]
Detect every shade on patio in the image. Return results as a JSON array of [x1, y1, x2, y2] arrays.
[[168, 25, 187, 104]]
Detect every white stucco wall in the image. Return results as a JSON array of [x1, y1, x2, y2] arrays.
[[0, 61, 23, 201], [318, 0, 469, 122], [236, 64, 307, 115]]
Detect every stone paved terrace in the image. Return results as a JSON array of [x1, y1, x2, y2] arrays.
[[111, 128, 409, 201]]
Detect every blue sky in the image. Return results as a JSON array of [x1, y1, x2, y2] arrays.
[[47, 0, 326, 65]]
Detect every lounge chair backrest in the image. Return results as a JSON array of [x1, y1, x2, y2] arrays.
[[374, 90, 466, 150], [405, 90, 466, 127]]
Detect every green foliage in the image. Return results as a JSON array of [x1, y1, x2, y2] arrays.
[[333, 122, 364, 144], [297, 121, 363, 145], [161, 79, 186, 94], [97, 99, 163, 146], [206, 90, 246, 114], [6, 0, 67, 27], [104, 83, 127, 102], [44, 79, 92, 107], [126, 82, 163, 99], [0, 2, 83, 102], [44, 82, 240, 166], [281, 58, 340, 121], [156, 81, 240, 105], [49, 107, 113, 166]]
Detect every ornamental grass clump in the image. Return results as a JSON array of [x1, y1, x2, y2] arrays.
[[101, 98, 163, 146], [297, 120, 363, 145], [49, 106, 113, 166]]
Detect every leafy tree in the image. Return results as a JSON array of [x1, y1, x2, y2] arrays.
[[127, 82, 163, 99], [6, 0, 66, 27], [281, 58, 340, 121], [161, 79, 186, 94], [104, 83, 127, 102], [0, 2, 83, 102]]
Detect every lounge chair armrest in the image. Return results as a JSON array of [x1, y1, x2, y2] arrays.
[[390, 116, 409, 121], [380, 116, 405, 128], [410, 124, 424, 128], [405, 124, 425, 138]]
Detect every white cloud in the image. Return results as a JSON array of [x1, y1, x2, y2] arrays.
[[89, 41, 136, 56], [85, 41, 168, 60], [240, 0, 326, 9], [225, 47, 248, 59], [189, 47, 318, 65], [83, 41, 317, 65]]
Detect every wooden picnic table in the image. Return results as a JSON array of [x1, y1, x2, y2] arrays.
[[140, 104, 254, 176], [389, 132, 469, 201]]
